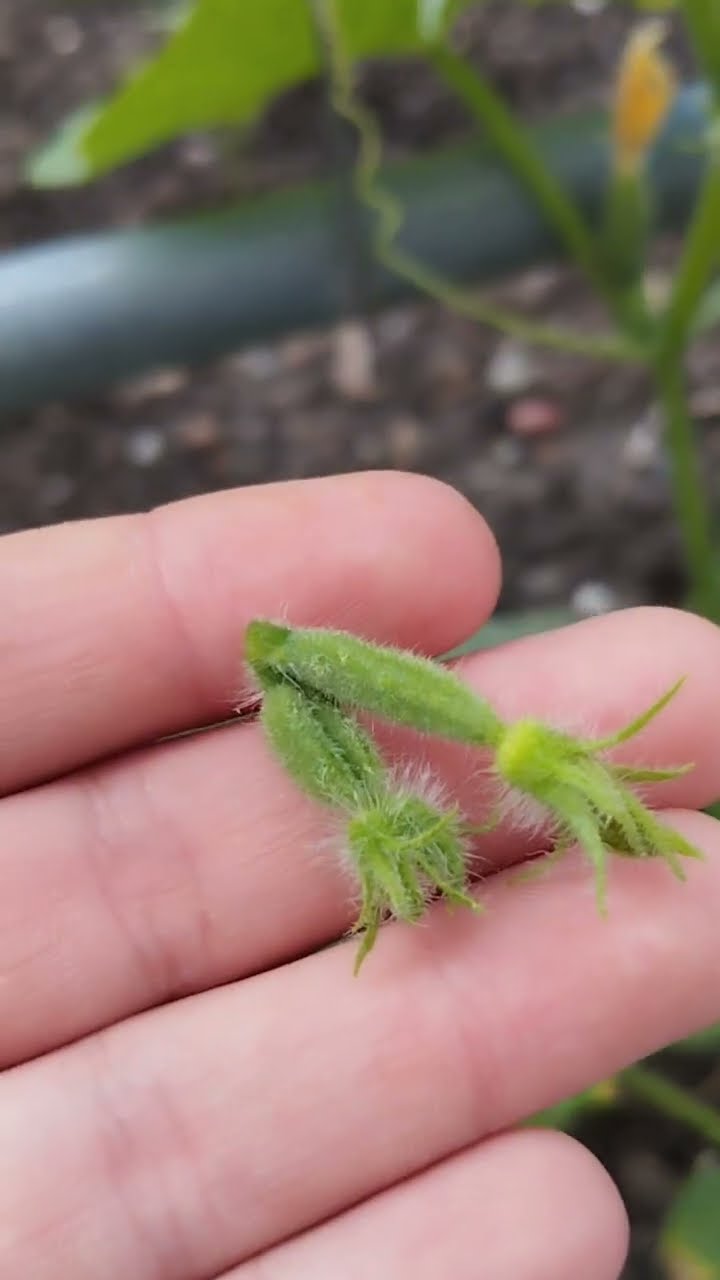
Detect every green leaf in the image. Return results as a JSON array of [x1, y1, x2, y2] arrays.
[[417, 0, 473, 41], [525, 1080, 619, 1132], [672, 1023, 720, 1055], [660, 1163, 720, 1280], [693, 280, 720, 337], [29, 104, 103, 188], [30, 0, 427, 186], [441, 608, 578, 659], [337, 0, 428, 55], [39, 0, 314, 186]]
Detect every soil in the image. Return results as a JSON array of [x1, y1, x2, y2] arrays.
[[1, 4, 719, 1277]]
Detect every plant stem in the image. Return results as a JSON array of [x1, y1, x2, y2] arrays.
[[378, 243, 640, 362], [657, 151, 720, 366], [620, 1064, 720, 1147], [666, 2, 720, 363], [654, 359, 720, 618], [429, 44, 611, 305], [309, 0, 374, 316], [651, 101, 720, 619], [682, 0, 720, 96], [315, 2, 639, 363]]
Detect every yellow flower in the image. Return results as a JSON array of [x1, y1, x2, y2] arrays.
[[612, 21, 677, 174]]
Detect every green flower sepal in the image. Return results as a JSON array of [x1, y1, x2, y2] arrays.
[[254, 668, 479, 972], [495, 679, 701, 909]]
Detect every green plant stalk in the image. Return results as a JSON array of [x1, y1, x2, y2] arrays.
[[429, 43, 611, 305], [620, 1064, 720, 1147], [309, 0, 375, 316], [658, 146, 720, 366], [526, 1080, 620, 1132], [601, 167, 656, 342], [378, 242, 641, 362], [673, 1021, 720, 1055], [651, 70, 720, 620], [681, 0, 720, 98], [314, 0, 640, 364], [654, 361, 720, 619]]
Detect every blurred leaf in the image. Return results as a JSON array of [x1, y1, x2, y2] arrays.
[[693, 280, 720, 336], [33, 0, 312, 184], [27, 104, 103, 188], [442, 607, 578, 658], [660, 1163, 720, 1280], [672, 1023, 720, 1055], [30, 0, 428, 185], [417, 0, 473, 40], [418, 0, 452, 40], [526, 1080, 619, 1132]]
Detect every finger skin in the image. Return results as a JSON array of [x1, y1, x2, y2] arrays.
[[2, 608, 720, 1068], [236, 1131, 628, 1280], [0, 810, 716, 1279], [0, 472, 499, 794]]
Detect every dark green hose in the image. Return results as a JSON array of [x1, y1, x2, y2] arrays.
[[0, 84, 709, 412]]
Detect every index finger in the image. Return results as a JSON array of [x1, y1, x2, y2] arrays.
[[0, 473, 500, 794]]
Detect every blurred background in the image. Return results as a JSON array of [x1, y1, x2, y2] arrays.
[[4, 1, 720, 618], [2, 4, 720, 1277]]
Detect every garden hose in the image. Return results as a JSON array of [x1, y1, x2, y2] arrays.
[[0, 83, 709, 412]]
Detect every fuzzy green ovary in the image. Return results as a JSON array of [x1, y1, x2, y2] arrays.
[[311, 697, 385, 789], [248, 620, 504, 748], [495, 719, 572, 794], [260, 681, 384, 811], [348, 792, 477, 966]]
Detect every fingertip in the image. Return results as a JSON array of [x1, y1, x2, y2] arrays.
[[344, 470, 502, 651], [0, 472, 501, 790], [151, 469, 501, 672], [515, 1128, 630, 1280]]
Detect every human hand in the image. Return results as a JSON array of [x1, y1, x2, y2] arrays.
[[2, 472, 720, 1279]]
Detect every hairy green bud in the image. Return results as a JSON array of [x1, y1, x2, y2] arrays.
[[347, 777, 479, 973], [246, 620, 503, 747], [253, 671, 479, 970], [259, 679, 384, 812], [495, 687, 701, 911]]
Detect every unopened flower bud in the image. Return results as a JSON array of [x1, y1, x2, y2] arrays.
[[246, 619, 503, 748], [612, 21, 676, 175]]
